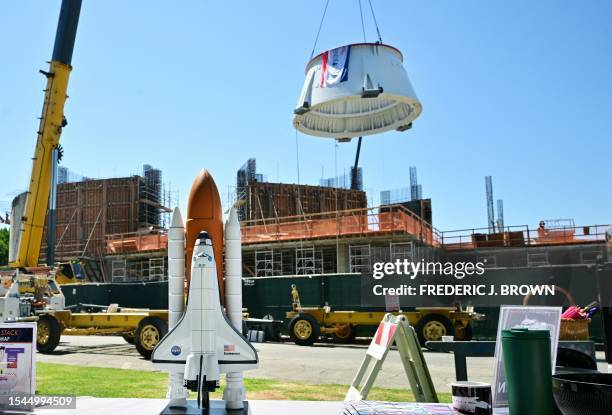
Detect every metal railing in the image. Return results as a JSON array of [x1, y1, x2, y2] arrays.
[[102, 210, 608, 253], [105, 231, 168, 254], [439, 224, 610, 250], [241, 205, 609, 251], [241, 204, 440, 246]]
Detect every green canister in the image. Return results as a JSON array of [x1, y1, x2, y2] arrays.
[[501, 328, 553, 415]]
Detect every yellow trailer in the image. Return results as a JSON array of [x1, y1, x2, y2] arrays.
[[36, 305, 257, 359], [286, 285, 484, 346], [36, 306, 168, 359]]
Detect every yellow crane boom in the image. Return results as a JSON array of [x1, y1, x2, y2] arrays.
[[10, 0, 82, 268]]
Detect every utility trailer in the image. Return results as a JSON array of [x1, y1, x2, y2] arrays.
[[286, 285, 484, 346], [0, 264, 170, 360], [41, 305, 283, 359], [1, 266, 278, 360], [37, 304, 169, 359], [37, 301, 281, 359]]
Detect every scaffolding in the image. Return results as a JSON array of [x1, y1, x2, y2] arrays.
[[485, 176, 495, 233], [380, 187, 410, 205], [161, 184, 179, 229], [497, 199, 505, 230], [255, 249, 275, 278], [390, 241, 414, 263], [349, 244, 371, 274], [127, 261, 142, 281], [149, 257, 165, 280], [296, 247, 317, 275], [320, 167, 363, 191], [140, 164, 162, 227], [526, 249, 549, 267], [109, 254, 167, 282], [251, 246, 335, 277], [111, 259, 127, 282], [236, 158, 267, 221], [409, 166, 422, 200]]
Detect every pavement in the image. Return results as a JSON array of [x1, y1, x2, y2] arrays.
[[37, 335, 610, 394]]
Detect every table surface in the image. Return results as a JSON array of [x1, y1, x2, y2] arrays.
[[425, 340, 597, 382], [32, 399, 512, 415], [426, 340, 595, 355]]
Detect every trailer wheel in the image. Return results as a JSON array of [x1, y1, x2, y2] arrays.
[[37, 315, 61, 353], [415, 314, 454, 346], [332, 324, 356, 344], [289, 314, 320, 346], [135, 317, 168, 359], [454, 323, 473, 341]]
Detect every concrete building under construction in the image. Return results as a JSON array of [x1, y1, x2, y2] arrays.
[[53, 159, 610, 343], [233, 159, 434, 277], [39, 165, 171, 280], [95, 160, 435, 282], [235, 158, 367, 222]]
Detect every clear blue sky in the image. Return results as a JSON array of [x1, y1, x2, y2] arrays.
[[1, 0, 611, 232]]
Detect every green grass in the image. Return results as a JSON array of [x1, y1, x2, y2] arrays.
[[37, 363, 167, 398], [37, 363, 452, 402]]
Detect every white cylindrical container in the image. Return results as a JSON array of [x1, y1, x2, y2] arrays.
[[293, 43, 422, 140]]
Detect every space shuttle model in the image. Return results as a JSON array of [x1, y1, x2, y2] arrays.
[[152, 170, 257, 414]]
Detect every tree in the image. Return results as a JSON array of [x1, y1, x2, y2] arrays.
[[0, 228, 9, 266]]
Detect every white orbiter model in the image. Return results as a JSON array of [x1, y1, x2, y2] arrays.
[[152, 223, 258, 411]]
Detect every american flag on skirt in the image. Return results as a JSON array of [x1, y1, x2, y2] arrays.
[[320, 45, 351, 88]]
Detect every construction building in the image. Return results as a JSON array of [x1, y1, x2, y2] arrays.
[[39, 165, 171, 281], [237, 162, 434, 277], [238, 181, 367, 222], [46, 159, 609, 343], [235, 158, 367, 222], [98, 160, 434, 281], [241, 202, 436, 278]]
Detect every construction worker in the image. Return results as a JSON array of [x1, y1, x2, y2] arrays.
[[537, 220, 548, 239]]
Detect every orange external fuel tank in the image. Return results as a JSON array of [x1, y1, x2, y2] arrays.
[[185, 169, 224, 298]]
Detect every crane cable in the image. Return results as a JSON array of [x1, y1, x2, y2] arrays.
[[358, 0, 367, 42], [309, 0, 331, 59], [295, 128, 301, 185], [310, 0, 383, 59], [368, 0, 383, 43]]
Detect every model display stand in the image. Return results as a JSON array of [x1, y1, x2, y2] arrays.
[[160, 400, 250, 415]]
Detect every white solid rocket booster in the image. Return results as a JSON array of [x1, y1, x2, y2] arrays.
[[223, 207, 245, 409], [167, 207, 188, 407]]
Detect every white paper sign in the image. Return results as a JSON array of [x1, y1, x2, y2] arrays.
[[0, 323, 36, 412]]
